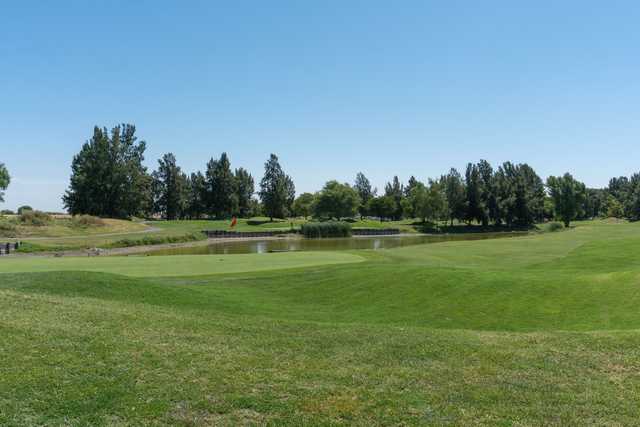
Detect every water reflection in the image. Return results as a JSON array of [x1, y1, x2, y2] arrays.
[[145, 232, 528, 256]]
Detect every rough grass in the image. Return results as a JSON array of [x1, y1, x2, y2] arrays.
[[2, 220, 640, 424], [2, 217, 147, 240]]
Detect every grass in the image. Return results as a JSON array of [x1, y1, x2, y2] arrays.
[[0, 251, 363, 277], [0, 215, 147, 239], [2, 220, 640, 424]]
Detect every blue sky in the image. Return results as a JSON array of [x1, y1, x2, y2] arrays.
[[1, 1, 639, 211]]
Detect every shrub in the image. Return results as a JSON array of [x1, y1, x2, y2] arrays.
[[547, 222, 564, 232], [301, 221, 352, 238], [247, 219, 272, 226], [109, 233, 204, 248], [71, 215, 106, 228], [19, 210, 52, 226]]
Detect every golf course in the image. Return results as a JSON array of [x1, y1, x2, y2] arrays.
[[2, 219, 640, 425]]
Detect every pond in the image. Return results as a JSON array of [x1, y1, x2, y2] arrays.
[[144, 232, 529, 256]]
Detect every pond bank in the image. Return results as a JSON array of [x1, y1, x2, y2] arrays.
[[1, 231, 534, 258]]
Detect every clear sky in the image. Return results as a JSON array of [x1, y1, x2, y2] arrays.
[[1, 1, 639, 211]]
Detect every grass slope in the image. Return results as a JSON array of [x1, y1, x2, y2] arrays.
[[2, 220, 640, 425]]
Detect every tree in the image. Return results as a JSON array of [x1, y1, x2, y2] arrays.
[[477, 160, 498, 224], [608, 176, 630, 204], [582, 188, 607, 219], [205, 153, 236, 219], [441, 168, 466, 226], [284, 175, 296, 216], [404, 176, 419, 197], [293, 193, 315, 219], [406, 181, 445, 223], [0, 163, 9, 203], [547, 173, 586, 227], [384, 176, 404, 220], [234, 168, 255, 217], [17, 206, 33, 215], [313, 181, 361, 220], [605, 173, 640, 220], [493, 162, 544, 227], [259, 154, 295, 220], [516, 163, 545, 225], [605, 194, 624, 218], [464, 163, 485, 225], [354, 172, 375, 217], [63, 125, 152, 218], [402, 178, 422, 219], [367, 196, 397, 221], [626, 173, 640, 221], [151, 153, 189, 220], [186, 172, 207, 219]]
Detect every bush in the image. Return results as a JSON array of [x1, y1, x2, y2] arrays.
[[19, 210, 52, 226], [301, 221, 352, 238], [246, 219, 273, 226], [109, 233, 204, 248], [547, 222, 564, 232], [1, 209, 14, 215], [71, 215, 106, 228]]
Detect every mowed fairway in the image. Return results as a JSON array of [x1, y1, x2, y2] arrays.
[[0, 252, 364, 277], [2, 220, 640, 425]]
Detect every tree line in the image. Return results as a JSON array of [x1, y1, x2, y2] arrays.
[[59, 124, 640, 227], [63, 125, 295, 221]]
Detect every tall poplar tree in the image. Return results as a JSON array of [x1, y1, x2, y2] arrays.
[[259, 154, 294, 220], [187, 172, 207, 219], [384, 176, 404, 220], [151, 153, 189, 220], [234, 167, 255, 217], [354, 172, 375, 217], [205, 153, 236, 218], [441, 168, 466, 226]]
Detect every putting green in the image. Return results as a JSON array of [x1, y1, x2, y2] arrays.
[[0, 251, 364, 277]]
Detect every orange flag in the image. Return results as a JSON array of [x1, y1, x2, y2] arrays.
[[230, 217, 237, 228]]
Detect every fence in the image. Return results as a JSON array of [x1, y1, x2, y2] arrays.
[[203, 229, 401, 238], [352, 228, 400, 236], [203, 230, 289, 238], [0, 242, 21, 256]]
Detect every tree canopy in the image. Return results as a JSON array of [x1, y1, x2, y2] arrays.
[[63, 125, 151, 218], [293, 193, 315, 219], [354, 172, 375, 217], [313, 181, 360, 220], [151, 153, 189, 220], [546, 173, 586, 227], [259, 154, 295, 220], [0, 163, 9, 203]]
